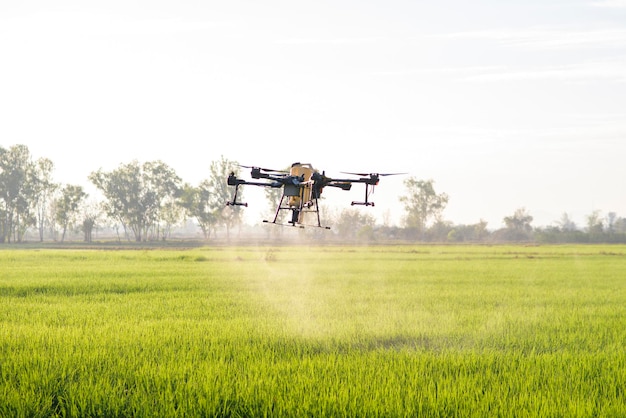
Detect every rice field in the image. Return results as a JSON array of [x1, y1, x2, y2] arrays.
[[1, 245, 625, 417]]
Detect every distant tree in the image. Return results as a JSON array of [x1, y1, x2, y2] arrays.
[[32, 158, 58, 242], [80, 200, 103, 243], [427, 220, 453, 242], [606, 212, 617, 234], [499, 207, 534, 241], [446, 219, 489, 242], [333, 208, 376, 241], [585, 210, 603, 235], [206, 156, 242, 239], [614, 217, 626, 234], [399, 178, 448, 238], [0, 144, 42, 243], [556, 212, 577, 232], [159, 197, 184, 240], [89, 160, 182, 242], [178, 181, 217, 240], [53, 184, 87, 242], [504, 207, 533, 231], [474, 219, 489, 241]]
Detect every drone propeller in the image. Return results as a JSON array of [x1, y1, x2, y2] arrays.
[[239, 165, 288, 174], [341, 171, 407, 177], [378, 172, 408, 177]]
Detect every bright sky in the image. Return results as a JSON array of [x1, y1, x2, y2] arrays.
[[2, 0, 625, 229]]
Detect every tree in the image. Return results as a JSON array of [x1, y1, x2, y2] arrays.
[[586, 210, 604, 235], [53, 184, 87, 242], [447, 220, 489, 242], [89, 160, 182, 242], [474, 219, 489, 241], [80, 200, 102, 243], [0, 144, 41, 243], [504, 208, 533, 231], [556, 212, 577, 232], [31, 158, 58, 242], [614, 217, 626, 234], [206, 156, 242, 239], [499, 207, 534, 241], [160, 197, 184, 240], [142, 161, 184, 241], [333, 208, 376, 241], [178, 181, 219, 240], [427, 220, 454, 242], [399, 178, 448, 238], [606, 212, 617, 234]]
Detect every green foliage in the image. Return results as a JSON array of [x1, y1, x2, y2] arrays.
[[89, 160, 182, 242], [33, 157, 57, 242], [207, 156, 242, 237], [504, 207, 533, 230], [446, 219, 489, 242], [0, 144, 49, 243], [333, 208, 376, 240], [1, 245, 626, 416], [496, 207, 534, 241], [179, 180, 219, 240], [53, 184, 87, 242], [178, 157, 241, 240], [399, 178, 449, 234]]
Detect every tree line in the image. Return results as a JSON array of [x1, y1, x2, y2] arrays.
[[0, 144, 242, 243], [2, 144, 625, 244]]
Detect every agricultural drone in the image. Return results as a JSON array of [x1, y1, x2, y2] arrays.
[[227, 162, 404, 229]]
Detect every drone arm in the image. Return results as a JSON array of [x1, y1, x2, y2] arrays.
[[250, 167, 272, 180], [327, 176, 379, 186], [334, 175, 379, 207], [228, 172, 281, 188], [227, 173, 283, 207], [325, 182, 352, 191]]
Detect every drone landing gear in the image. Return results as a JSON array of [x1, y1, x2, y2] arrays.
[[261, 209, 304, 228], [263, 220, 306, 229], [351, 183, 375, 207], [264, 195, 330, 229], [226, 183, 248, 207]]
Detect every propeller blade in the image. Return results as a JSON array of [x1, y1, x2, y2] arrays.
[[341, 171, 370, 177], [341, 172, 407, 177], [378, 172, 408, 176], [240, 165, 288, 174]]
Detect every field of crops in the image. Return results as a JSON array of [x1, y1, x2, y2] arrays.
[[1, 244, 625, 417]]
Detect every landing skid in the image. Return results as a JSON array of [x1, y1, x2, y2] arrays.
[[266, 194, 330, 229], [263, 220, 330, 229]]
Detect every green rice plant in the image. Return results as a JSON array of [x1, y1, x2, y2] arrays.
[[0, 245, 625, 416]]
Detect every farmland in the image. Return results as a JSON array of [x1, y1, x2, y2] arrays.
[[1, 245, 625, 417]]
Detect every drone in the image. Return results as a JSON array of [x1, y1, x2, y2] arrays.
[[227, 162, 404, 229]]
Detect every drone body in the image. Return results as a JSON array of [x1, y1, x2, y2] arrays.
[[227, 162, 403, 229]]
